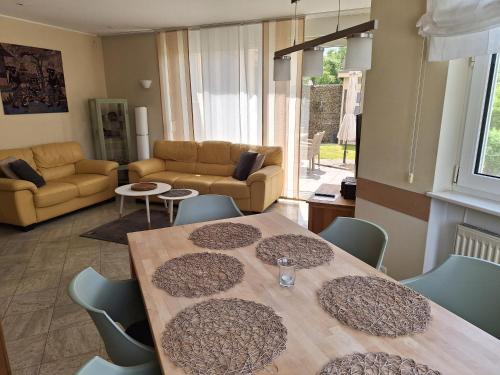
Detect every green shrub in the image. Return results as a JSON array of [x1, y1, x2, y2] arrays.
[[483, 127, 500, 176]]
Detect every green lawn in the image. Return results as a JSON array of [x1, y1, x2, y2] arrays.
[[319, 143, 356, 161]]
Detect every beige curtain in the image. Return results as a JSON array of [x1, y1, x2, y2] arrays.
[[156, 30, 194, 140], [263, 19, 304, 199]]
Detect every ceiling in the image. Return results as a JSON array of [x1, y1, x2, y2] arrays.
[[0, 0, 371, 35]]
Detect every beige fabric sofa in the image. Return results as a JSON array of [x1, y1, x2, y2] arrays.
[[128, 140, 284, 212], [0, 141, 118, 228]]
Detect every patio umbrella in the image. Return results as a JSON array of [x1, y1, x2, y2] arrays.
[[337, 72, 358, 162]]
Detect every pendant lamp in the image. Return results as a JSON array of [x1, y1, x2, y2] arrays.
[[344, 33, 373, 71], [274, 56, 291, 81], [303, 47, 324, 77]]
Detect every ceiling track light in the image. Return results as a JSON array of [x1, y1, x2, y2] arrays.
[[272, 0, 378, 81]]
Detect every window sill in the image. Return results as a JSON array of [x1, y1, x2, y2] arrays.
[[427, 190, 500, 218]]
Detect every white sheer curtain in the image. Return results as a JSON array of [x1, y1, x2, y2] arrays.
[[188, 24, 262, 144], [418, 0, 500, 61]]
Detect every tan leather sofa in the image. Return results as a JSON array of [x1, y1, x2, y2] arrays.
[[0, 141, 118, 228], [128, 141, 283, 212]]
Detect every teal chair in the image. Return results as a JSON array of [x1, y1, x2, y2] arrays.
[[75, 356, 161, 375], [402, 255, 500, 339], [173, 194, 244, 226], [319, 217, 388, 270], [68, 267, 156, 366]]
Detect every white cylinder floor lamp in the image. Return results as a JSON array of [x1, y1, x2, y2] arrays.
[[135, 106, 150, 160]]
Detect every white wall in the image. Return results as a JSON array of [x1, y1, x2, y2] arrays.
[[426, 200, 500, 272], [355, 0, 448, 279], [356, 198, 429, 280], [0, 15, 107, 157]]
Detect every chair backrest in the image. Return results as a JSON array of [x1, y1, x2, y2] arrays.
[[76, 356, 161, 375], [306, 131, 325, 159], [402, 255, 500, 339], [319, 217, 388, 270], [173, 194, 244, 226], [313, 131, 325, 153], [68, 267, 156, 366]]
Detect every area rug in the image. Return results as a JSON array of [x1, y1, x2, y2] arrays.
[[81, 209, 172, 245]]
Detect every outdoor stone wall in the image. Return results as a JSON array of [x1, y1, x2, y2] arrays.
[[307, 84, 343, 143]]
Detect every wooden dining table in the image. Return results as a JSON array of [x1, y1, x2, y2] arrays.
[[127, 212, 500, 375]]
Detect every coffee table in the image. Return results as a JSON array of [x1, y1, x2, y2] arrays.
[[157, 189, 199, 223], [115, 182, 171, 228]]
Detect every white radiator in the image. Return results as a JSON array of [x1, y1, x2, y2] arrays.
[[454, 224, 500, 264]]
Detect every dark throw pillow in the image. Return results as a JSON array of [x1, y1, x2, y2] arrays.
[[233, 151, 258, 181], [249, 153, 266, 175], [9, 159, 46, 187]]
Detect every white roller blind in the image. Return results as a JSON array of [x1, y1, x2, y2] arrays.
[[418, 0, 500, 61]]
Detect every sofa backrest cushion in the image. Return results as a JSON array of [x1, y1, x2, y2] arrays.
[[0, 148, 37, 176], [196, 141, 234, 176], [154, 141, 197, 162], [230, 144, 282, 167], [197, 141, 231, 164], [32, 142, 84, 181], [154, 140, 283, 177], [154, 140, 198, 174]]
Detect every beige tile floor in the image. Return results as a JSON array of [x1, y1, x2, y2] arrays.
[[0, 198, 308, 375]]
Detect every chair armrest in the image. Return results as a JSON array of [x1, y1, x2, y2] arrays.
[[0, 178, 37, 193], [76, 160, 119, 176], [247, 165, 283, 185], [128, 158, 165, 178]]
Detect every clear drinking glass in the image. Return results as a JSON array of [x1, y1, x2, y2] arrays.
[[277, 257, 296, 287]]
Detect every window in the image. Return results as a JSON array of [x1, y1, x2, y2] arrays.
[[458, 54, 500, 198], [476, 55, 500, 178]]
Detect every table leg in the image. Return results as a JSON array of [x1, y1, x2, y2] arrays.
[[119, 195, 124, 218], [145, 196, 151, 229], [169, 200, 174, 223]]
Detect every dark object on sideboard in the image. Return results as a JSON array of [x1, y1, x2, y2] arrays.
[[341, 177, 357, 200]]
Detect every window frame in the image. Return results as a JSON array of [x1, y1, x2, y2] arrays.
[[457, 54, 500, 199]]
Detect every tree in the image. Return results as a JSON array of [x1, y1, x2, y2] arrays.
[[310, 47, 346, 85]]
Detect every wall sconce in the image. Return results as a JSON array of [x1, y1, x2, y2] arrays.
[[140, 80, 152, 89]]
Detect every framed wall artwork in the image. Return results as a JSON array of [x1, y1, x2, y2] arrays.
[[0, 42, 68, 115]]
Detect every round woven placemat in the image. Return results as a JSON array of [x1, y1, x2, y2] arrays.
[[152, 252, 244, 297], [320, 352, 441, 375], [256, 234, 334, 269], [162, 298, 287, 375], [318, 276, 431, 337], [189, 222, 262, 250], [161, 189, 193, 198]]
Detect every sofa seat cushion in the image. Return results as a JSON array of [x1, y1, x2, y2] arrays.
[[173, 174, 225, 194], [34, 182, 78, 208], [56, 174, 110, 197], [141, 171, 192, 185], [210, 177, 250, 199]]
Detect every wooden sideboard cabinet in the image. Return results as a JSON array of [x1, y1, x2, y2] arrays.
[[307, 184, 356, 234]]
